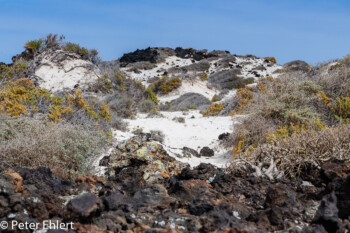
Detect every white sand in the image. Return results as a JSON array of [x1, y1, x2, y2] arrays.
[[34, 50, 101, 92], [112, 111, 244, 168]]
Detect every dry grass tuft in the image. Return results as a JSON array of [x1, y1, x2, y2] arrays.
[[0, 116, 108, 180]]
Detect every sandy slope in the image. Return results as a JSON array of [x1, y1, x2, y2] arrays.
[[112, 110, 244, 168]]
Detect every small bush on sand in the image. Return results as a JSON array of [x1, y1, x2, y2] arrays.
[[199, 72, 208, 80], [150, 130, 165, 143], [139, 99, 157, 113], [107, 96, 134, 118], [0, 116, 108, 180], [173, 116, 186, 123], [149, 75, 182, 94], [110, 114, 128, 131], [145, 88, 159, 104], [202, 103, 224, 116], [160, 77, 182, 94]]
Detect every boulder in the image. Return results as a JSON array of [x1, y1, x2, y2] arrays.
[[168, 93, 211, 111], [200, 147, 214, 157], [183, 147, 200, 158], [313, 192, 340, 233], [208, 69, 245, 90], [283, 60, 310, 72], [107, 136, 187, 185], [66, 193, 102, 218]]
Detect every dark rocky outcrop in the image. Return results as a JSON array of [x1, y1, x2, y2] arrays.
[[1, 136, 350, 232], [175, 47, 215, 61], [120, 47, 160, 67], [11, 50, 34, 63], [199, 147, 214, 157], [120, 47, 176, 67]]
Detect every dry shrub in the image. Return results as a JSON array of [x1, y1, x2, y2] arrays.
[[228, 114, 276, 151], [110, 114, 128, 131], [295, 60, 350, 99], [139, 99, 157, 113], [150, 130, 165, 143], [322, 66, 350, 98], [250, 77, 322, 125], [233, 124, 350, 178], [0, 116, 108, 179], [228, 75, 330, 152], [227, 56, 350, 178]]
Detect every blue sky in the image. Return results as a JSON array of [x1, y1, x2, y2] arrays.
[[1, 0, 350, 64]]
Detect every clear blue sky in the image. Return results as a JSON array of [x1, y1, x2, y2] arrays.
[[1, 0, 350, 64]]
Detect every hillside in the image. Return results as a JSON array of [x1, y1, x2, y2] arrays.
[[0, 35, 349, 232]]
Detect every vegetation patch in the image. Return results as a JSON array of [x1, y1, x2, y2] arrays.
[[0, 116, 108, 179], [232, 124, 350, 178], [160, 77, 182, 94], [202, 103, 224, 116], [149, 75, 182, 94], [199, 72, 208, 81]]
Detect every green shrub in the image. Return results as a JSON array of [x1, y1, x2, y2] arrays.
[[139, 99, 157, 113], [93, 73, 112, 92], [253, 78, 321, 125], [24, 40, 43, 53], [173, 117, 185, 123], [332, 97, 350, 122], [114, 71, 126, 91], [0, 79, 112, 135], [63, 42, 99, 62], [160, 77, 182, 94], [199, 72, 208, 80], [202, 103, 224, 116], [145, 88, 159, 104]]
